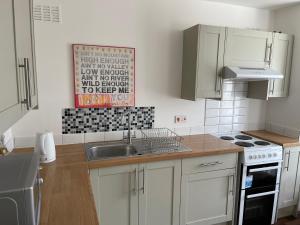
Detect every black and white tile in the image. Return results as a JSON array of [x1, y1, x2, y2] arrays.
[[62, 107, 155, 134]]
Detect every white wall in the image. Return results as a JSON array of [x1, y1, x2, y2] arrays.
[[266, 4, 300, 137], [12, 0, 271, 144]]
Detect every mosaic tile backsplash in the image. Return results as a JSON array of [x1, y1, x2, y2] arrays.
[[62, 107, 155, 134]]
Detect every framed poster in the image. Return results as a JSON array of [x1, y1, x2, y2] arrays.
[[72, 44, 135, 108]]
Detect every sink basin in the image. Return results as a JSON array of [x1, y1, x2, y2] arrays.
[[85, 143, 141, 161]]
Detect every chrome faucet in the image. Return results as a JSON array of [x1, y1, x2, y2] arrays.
[[121, 108, 133, 145]]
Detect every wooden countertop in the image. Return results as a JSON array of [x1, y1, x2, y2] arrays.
[[242, 130, 300, 148], [88, 134, 242, 168], [13, 134, 241, 225], [14, 145, 99, 225]]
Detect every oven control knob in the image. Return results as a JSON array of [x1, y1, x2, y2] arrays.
[[261, 154, 265, 158], [258, 155, 262, 158], [253, 155, 257, 159], [273, 153, 277, 157], [249, 155, 253, 160], [268, 153, 272, 158]]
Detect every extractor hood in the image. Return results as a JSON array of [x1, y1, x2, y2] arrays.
[[223, 66, 284, 81]]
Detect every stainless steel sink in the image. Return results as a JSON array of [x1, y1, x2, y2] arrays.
[[85, 142, 143, 161]]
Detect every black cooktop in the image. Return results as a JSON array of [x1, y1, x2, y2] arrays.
[[254, 141, 271, 146], [220, 136, 235, 141], [235, 141, 255, 147], [235, 135, 253, 140]]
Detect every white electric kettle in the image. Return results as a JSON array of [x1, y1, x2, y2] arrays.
[[35, 132, 56, 163]]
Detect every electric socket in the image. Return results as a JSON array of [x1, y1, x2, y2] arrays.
[[175, 115, 187, 124]]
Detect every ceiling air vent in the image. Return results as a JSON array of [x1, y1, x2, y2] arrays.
[[33, 4, 62, 23]]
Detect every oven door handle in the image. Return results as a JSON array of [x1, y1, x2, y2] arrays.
[[247, 190, 278, 199], [249, 166, 280, 173]]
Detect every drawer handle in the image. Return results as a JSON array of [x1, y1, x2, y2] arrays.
[[198, 161, 223, 167]]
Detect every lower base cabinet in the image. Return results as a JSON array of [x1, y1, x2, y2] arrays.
[[278, 147, 300, 209], [90, 154, 237, 225], [180, 169, 235, 225], [90, 160, 181, 225]]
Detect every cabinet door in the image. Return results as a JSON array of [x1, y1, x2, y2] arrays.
[[180, 169, 235, 225], [139, 160, 181, 225], [268, 33, 294, 98], [14, 0, 38, 109], [0, 0, 23, 134], [90, 165, 139, 225], [224, 28, 272, 68], [279, 148, 300, 209], [196, 25, 225, 99]]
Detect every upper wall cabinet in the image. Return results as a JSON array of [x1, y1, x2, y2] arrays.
[[224, 28, 272, 68], [248, 33, 294, 100], [181, 25, 225, 100], [14, 0, 38, 108], [181, 24, 294, 100], [0, 0, 23, 134], [0, 0, 37, 134]]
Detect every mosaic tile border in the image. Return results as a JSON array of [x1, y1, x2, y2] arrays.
[[62, 107, 155, 134]]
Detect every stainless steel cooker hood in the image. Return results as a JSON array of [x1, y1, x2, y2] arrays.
[[223, 66, 284, 81]]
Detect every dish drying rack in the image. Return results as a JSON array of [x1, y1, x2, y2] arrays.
[[140, 128, 191, 153]]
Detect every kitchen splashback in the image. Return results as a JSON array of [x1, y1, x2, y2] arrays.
[[62, 107, 155, 134], [204, 81, 249, 134]]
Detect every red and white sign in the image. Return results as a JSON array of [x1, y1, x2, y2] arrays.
[[73, 44, 135, 108]]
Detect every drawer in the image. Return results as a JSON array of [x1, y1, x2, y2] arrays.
[[182, 153, 237, 174]]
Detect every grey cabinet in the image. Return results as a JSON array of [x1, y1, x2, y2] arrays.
[[139, 160, 181, 225], [268, 33, 294, 98], [14, 0, 38, 109], [90, 160, 181, 225], [90, 164, 139, 225], [248, 33, 294, 100], [181, 24, 294, 101], [181, 25, 225, 100], [180, 153, 237, 225], [224, 28, 272, 68], [0, 0, 37, 134], [278, 147, 300, 209], [0, 0, 23, 134]]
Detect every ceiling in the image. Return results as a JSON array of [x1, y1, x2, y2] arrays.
[[204, 0, 300, 9]]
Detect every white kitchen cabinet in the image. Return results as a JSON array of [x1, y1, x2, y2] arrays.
[[181, 25, 225, 100], [139, 160, 181, 225], [180, 154, 237, 225], [90, 164, 139, 225], [278, 147, 300, 209], [224, 28, 272, 68], [0, 0, 37, 134], [90, 160, 181, 225]]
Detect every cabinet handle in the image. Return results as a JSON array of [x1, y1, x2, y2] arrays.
[[265, 43, 272, 64], [198, 161, 223, 167], [285, 152, 291, 171], [25, 58, 32, 108], [268, 43, 273, 65], [19, 58, 30, 110], [140, 168, 145, 194], [19, 58, 31, 110], [228, 175, 234, 196], [132, 169, 138, 194]]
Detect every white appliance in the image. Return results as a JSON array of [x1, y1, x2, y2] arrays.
[[223, 66, 284, 81], [35, 132, 56, 163], [216, 133, 283, 225]]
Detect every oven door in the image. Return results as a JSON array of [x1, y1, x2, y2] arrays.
[[241, 162, 281, 190], [241, 187, 279, 225]]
